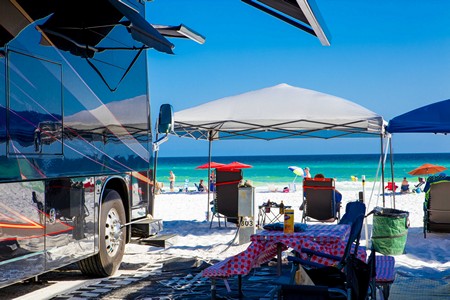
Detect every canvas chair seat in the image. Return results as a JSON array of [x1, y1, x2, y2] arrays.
[[423, 175, 450, 237], [214, 170, 243, 225], [301, 178, 340, 223]]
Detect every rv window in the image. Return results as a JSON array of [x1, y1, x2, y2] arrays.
[[7, 50, 63, 155]]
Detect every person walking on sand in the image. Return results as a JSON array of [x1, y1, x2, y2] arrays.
[[169, 171, 175, 192]]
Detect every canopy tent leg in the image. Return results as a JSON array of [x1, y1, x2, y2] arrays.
[[381, 134, 386, 207], [389, 136, 396, 209], [152, 133, 160, 214], [207, 132, 213, 221]]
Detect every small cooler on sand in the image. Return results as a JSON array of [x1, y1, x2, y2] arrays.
[[372, 207, 409, 255]]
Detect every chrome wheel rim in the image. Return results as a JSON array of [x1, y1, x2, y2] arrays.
[[104, 207, 123, 257]]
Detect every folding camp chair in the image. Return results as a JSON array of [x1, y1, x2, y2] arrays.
[[271, 202, 374, 300], [194, 183, 205, 192], [301, 178, 340, 223], [209, 197, 227, 228], [297, 201, 366, 270], [214, 169, 242, 224], [277, 249, 377, 300], [384, 182, 398, 193], [423, 176, 450, 238]]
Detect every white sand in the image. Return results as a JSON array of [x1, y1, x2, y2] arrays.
[[123, 181, 450, 298]]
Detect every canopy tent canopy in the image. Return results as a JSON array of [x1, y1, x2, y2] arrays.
[[384, 99, 450, 209], [171, 83, 389, 218], [173, 84, 385, 141], [386, 99, 450, 134]]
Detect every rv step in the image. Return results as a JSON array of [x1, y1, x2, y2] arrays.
[[131, 234, 177, 248], [131, 218, 163, 238]]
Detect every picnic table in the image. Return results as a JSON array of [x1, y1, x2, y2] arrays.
[[202, 224, 351, 279]]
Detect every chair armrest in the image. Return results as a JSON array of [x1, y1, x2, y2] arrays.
[[301, 247, 342, 262], [287, 255, 331, 269]]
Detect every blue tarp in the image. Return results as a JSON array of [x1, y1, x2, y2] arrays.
[[386, 99, 450, 133]]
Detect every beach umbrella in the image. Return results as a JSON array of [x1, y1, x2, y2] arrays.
[[408, 163, 447, 176], [195, 162, 225, 169], [288, 166, 304, 182], [217, 161, 252, 171]]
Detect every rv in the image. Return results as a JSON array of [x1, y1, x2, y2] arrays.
[[0, 0, 196, 287]]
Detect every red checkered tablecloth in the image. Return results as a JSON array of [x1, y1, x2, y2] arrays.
[[202, 224, 351, 278]]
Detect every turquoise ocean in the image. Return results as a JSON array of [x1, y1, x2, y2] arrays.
[[156, 153, 450, 190]]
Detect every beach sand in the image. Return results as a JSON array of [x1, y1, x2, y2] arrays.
[[122, 183, 450, 299]]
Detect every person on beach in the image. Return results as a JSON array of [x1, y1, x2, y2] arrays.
[[304, 167, 311, 178], [198, 179, 208, 192], [414, 177, 425, 193], [401, 177, 409, 193], [169, 171, 175, 192], [209, 171, 215, 192], [154, 181, 164, 194], [314, 173, 342, 205], [300, 173, 342, 211]]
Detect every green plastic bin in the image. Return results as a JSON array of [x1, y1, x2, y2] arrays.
[[372, 207, 409, 255]]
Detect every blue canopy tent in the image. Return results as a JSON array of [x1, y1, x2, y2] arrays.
[[386, 99, 450, 134], [385, 99, 450, 208]]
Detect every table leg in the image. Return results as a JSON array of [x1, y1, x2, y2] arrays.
[[211, 278, 216, 300], [257, 208, 264, 227], [238, 275, 243, 297], [277, 242, 282, 276]]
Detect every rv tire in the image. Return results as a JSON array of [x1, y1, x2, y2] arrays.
[[78, 189, 126, 276]]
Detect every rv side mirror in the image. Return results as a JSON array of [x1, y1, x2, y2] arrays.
[[153, 104, 173, 152], [157, 104, 174, 134]]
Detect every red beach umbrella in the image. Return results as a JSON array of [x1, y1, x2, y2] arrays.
[[408, 163, 447, 176], [195, 162, 225, 169], [217, 161, 253, 171]]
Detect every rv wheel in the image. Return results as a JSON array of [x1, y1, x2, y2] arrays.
[[78, 189, 126, 276]]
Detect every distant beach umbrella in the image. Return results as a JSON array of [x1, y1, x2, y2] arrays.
[[217, 161, 252, 171], [288, 166, 304, 182], [195, 162, 225, 169], [408, 163, 447, 176]]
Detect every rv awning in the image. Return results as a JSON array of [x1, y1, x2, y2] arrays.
[[0, 0, 33, 46], [153, 24, 206, 44], [173, 84, 385, 141], [242, 0, 330, 46], [4, 0, 174, 56]]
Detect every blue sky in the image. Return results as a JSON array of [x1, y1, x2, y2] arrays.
[[146, 0, 450, 157]]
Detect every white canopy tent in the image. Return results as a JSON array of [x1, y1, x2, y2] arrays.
[[174, 84, 384, 141], [172, 83, 389, 219]]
